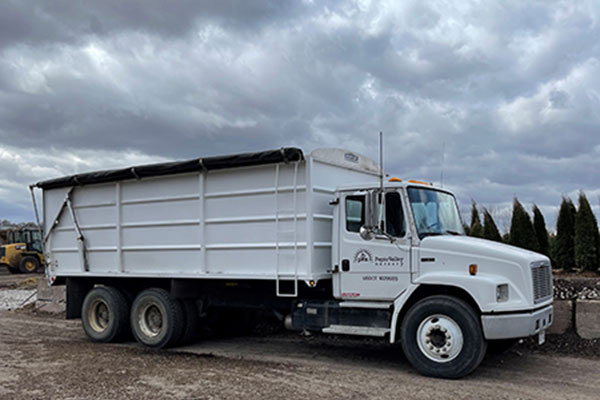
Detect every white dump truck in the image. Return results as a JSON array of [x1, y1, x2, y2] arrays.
[[31, 147, 553, 378]]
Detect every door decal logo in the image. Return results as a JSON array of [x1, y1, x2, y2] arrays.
[[353, 249, 404, 267], [354, 249, 373, 264]]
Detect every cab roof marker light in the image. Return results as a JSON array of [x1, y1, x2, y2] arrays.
[[408, 179, 430, 186], [389, 177, 402, 182]]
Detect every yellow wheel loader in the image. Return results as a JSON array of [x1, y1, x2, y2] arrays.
[[0, 228, 44, 274]]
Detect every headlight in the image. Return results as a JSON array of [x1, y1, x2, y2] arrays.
[[496, 284, 509, 302]]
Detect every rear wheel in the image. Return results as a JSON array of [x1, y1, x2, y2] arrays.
[[19, 256, 39, 274], [178, 300, 201, 345], [400, 295, 487, 379], [130, 288, 184, 348], [81, 287, 129, 342]]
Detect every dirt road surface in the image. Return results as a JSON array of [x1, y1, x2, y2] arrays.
[[1, 308, 599, 400]]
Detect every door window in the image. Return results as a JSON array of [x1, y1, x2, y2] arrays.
[[345, 196, 364, 232], [385, 192, 405, 237]]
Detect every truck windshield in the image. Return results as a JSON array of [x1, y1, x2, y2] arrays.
[[407, 187, 464, 239]]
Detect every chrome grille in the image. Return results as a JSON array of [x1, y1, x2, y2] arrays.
[[531, 262, 553, 303]]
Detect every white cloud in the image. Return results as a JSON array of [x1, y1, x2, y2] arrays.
[[0, 0, 598, 229], [0, 144, 167, 215]]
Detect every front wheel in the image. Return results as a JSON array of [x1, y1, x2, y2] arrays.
[[400, 295, 487, 379], [19, 256, 39, 273], [5, 265, 19, 274]]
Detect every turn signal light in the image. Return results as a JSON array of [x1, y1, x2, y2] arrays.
[[469, 264, 478, 276]]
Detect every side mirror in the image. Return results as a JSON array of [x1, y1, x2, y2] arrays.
[[364, 190, 379, 228], [359, 225, 375, 241]]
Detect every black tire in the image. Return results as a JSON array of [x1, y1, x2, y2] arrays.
[[487, 338, 519, 354], [130, 288, 184, 348], [81, 286, 130, 343], [6, 265, 19, 274], [19, 256, 39, 274], [178, 300, 201, 346], [400, 295, 487, 379]]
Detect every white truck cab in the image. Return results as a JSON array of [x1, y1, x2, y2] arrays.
[[324, 180, 553, 377]]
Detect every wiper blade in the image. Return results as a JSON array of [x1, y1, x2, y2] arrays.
[[443, 230, 461, 236], [420, 232, 443, 239]]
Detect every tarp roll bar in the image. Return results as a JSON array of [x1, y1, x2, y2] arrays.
[[34, 147, 304, 190]]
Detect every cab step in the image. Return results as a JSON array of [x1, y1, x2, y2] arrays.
[[322, 325, 390, 337]]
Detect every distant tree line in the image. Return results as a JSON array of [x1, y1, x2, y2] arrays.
[[464, 192, 600, 273]]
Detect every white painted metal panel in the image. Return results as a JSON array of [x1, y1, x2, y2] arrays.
[[42, 148, 380, 287]]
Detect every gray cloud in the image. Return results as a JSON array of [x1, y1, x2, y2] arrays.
[[0, 0, 599, 230]]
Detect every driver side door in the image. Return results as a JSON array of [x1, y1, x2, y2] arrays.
[[333, 190, 412, 301]]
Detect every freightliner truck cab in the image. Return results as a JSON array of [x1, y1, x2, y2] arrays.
[[298, 180, 553, 378]]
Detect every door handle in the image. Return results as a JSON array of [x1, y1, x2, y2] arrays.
[[341, 259, 350, 272]]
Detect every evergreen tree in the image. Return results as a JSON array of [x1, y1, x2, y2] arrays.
[[532, 205, 549, 257], [482, 209, 502, 242], [509, 198, 539, 252], [554, 197, 576, 271], [463, 223, 470, 236], [469, 202, 483, 238], [574, 192, 600, 272]]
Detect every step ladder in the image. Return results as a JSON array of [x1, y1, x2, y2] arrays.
[[274, 160, 299, 297]]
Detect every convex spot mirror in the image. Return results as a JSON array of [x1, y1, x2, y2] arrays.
[[359, 225, 375, 241]]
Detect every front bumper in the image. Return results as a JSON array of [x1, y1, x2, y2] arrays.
[[481, 304, 553, 340]]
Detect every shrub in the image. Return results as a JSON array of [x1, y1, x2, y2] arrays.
[[509, 198, 539, 252], [574, 192, 600, 272], [469, 202, 483, 238], [532, 205, 549, 257], [482, 209, 502, 242], [554, 197, 576, 271]]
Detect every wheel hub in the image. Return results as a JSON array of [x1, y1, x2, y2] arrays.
[[417, 314, 464, 363], [139, 305, 163, 337], [89, 299, 110, 332]]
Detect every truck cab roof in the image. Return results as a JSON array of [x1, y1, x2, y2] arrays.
[[335, 180, 447, 193]]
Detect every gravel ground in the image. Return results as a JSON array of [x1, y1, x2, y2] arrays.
[[0, 307, 599, 400], [0, 289, 36, 310], [1, 267, 600, 399], [0, 269, 39, 310]]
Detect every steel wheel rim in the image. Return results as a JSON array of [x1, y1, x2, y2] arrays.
[[89, 299, 110, 332], [25, 261, 36, 272], [138, 304, 163, 338], [416, 314, 464, 363]]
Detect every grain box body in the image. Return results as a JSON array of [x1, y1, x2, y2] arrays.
[[39, 148, 379, 284]]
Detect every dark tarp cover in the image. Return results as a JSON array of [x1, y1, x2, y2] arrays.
[[35, 147, 304, 190]]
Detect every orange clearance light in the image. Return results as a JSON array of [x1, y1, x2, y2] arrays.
[[469, 264, 478, 276], [408, 179, 430, 186], [389, 177, 402, 182]]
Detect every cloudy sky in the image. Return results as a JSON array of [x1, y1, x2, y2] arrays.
[[1, 0, 599, 231]]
